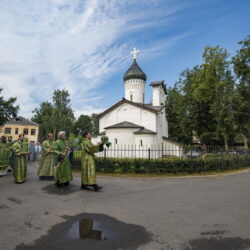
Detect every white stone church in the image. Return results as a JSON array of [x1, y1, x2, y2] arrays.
[[93, 49, 182, 158]]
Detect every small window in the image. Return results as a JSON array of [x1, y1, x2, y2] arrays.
[[5, 128, 11, 134], [31, 129, 36, 135], [15, 128, 19, 135], [140, 140, 143, 146], [23, 128, 29, 135], [114, 138, 118, 145]]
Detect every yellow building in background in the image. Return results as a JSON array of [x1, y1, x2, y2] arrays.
[[0, 116, 39, 142]]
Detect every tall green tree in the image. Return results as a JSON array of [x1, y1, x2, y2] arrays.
[[169, 46, 236, 149], [0, 88, 19, 126], [52, 89, 75, 136], [165, 86, 193, 144], [74, 115, 92, 134], [202, 46, 235, 150], [176, 65, 219, 146], [32, 102, 54, 141], [232, 35, 250, 149], [32, 89, 75, 140], [91, 113, 99, 135]]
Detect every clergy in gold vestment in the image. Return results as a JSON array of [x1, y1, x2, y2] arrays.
[[12, 134, 29, 184], [38, 133, 57, 180], [54, 131, 73, 187], [0, 136, 10, 177], [81, 131, 104, 192]]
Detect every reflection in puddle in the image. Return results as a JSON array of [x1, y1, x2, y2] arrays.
[[68, 218, 115, 240], [16, 213, 152, 250]]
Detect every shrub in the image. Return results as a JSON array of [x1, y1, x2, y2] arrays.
[[72, 154, 250, 175]]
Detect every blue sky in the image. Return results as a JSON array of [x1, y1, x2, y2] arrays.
[[0, 0, 249, 118]]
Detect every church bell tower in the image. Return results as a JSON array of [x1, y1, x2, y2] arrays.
[[123, 48, 147, 104]]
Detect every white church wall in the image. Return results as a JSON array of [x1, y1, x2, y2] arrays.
[[162, 140, 183, 157], [140, 109, 157, 132], [92, 139, 183, 159], [134, 134, 159, 158], [134, 134, 156, 147], [156, 110, 168, 139], [99, 103, 157, 133], [105, 128, 137, 145]]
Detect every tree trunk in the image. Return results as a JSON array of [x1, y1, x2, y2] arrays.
[[243, 135, 248, 150], [224, 137, 229, 152]]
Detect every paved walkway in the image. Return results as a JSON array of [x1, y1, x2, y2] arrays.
[[0, 163, 250, 250]]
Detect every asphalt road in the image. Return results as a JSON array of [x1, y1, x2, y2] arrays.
[[0, 163, 250, 250]]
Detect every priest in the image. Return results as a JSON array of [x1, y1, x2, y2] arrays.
[[38, 133, 57, 180], [12, 134, 29, 183], [81, 131, 104, 192], [54, 131, 73, 187], [0, 136, 10, 177]]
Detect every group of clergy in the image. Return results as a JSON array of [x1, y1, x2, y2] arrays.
[[0, 131, 104, 192]]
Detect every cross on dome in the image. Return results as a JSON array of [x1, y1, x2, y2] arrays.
[[130, 48, 140, 60]]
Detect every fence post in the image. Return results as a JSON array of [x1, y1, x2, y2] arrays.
[[104, 148, 107, 160], [148, 148, 151, 161]]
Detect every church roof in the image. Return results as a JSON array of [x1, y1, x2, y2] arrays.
[[97, 98, 163, 119], [104, 121, 157, 134], [5, 116, 39, 126], [123, 59, 147, 81], [150, 80, 167, 94], [139, 103, 162, 112], [105, 121, 142, 129], [134, 128, 157, 135]]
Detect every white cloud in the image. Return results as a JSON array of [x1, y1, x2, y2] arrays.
[[0, 0, 188, 118]]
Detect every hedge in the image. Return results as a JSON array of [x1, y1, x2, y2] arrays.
[[72, 154, 250, 174]]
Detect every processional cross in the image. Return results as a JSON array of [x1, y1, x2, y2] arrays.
[[131, 48, 140, 60]]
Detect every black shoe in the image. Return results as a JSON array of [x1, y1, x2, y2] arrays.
[[94, 184, 103, 192], [81, 185, 90, 190]]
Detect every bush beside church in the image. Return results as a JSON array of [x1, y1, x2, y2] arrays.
[[72, 154, 250, 175]]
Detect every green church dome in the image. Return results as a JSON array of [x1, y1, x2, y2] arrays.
[[123, 59, 147, 82]]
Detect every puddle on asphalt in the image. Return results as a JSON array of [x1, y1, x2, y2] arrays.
[[15, 213, 152, 250], [68, 218, 115, 240], [42, 184, 80, 195]]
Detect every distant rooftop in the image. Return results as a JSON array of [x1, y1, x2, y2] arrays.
[[5, 116, 39, 126]]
